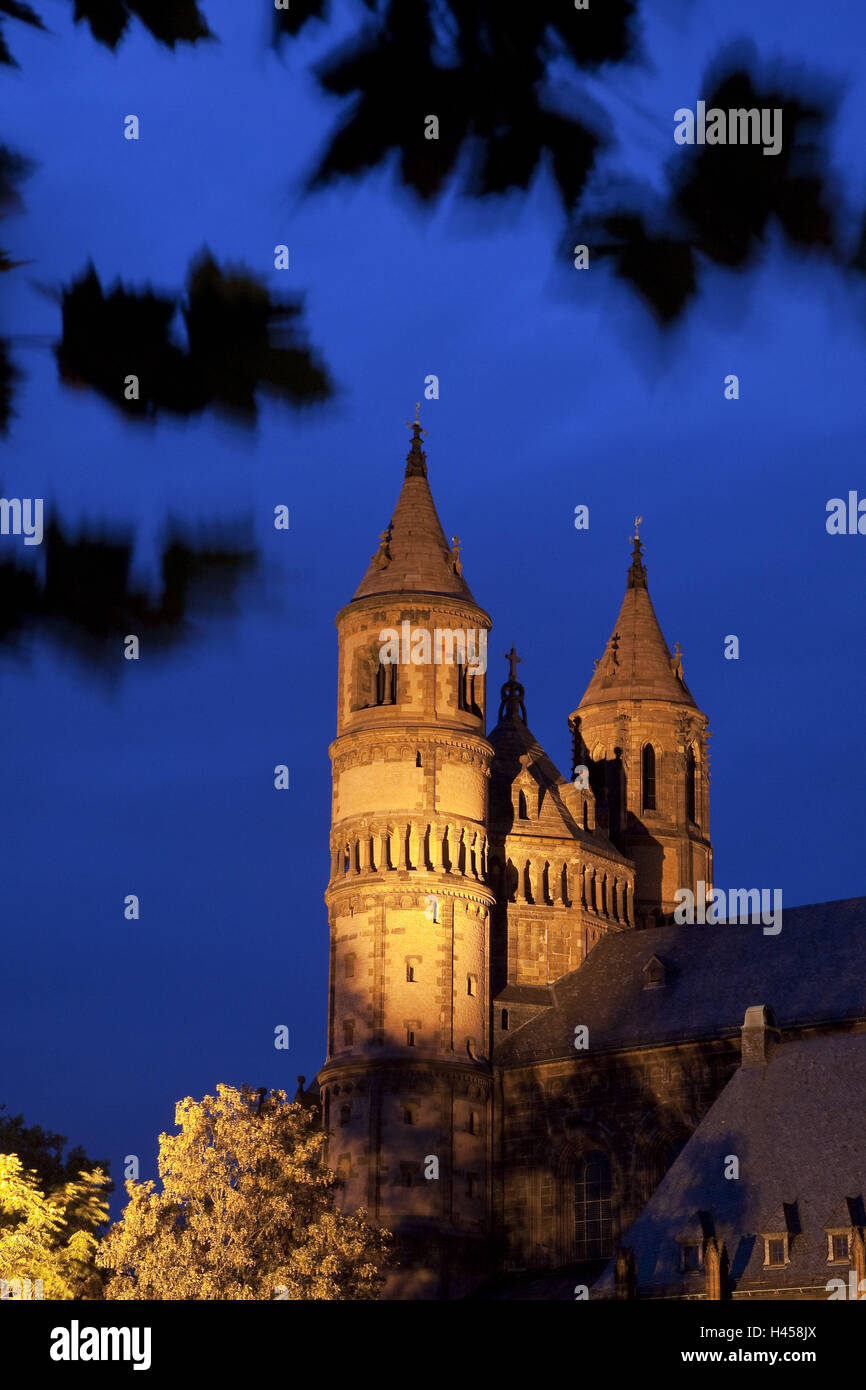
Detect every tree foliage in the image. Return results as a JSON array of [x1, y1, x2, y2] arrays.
[[0, 515, 257, 663], [586, 58, 842, 322], [56, 253, 333, 423], [99, 1085, 391, 1300], [0, 1105, 110, 1195], [306, 0, 637, 205], [0, 1152, 109, 1299], [0, 0, 210, 66]]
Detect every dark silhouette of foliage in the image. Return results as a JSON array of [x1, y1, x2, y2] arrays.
[[273, 0, 327, 42], [70, 0, 212, 50], [1, 0, 210, 64], [0, 1104, 111, 1195], [0, 1, 44, 67], [0, 513, 257, 664], [1, 143, 34, 429], [308, 11, 862, 325], [308, 0, 638, 205], [55, 252, 333, 423], [585, 58, 841, 322]]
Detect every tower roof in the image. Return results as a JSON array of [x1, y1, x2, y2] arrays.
[[351, 417, 477, 604], [577, 536, 698, 708]]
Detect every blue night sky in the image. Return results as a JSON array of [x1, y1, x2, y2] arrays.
[[2, 0, 865, 1208]]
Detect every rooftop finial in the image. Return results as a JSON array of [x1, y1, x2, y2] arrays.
[[627, 521, 647, 589], [498, 647, 527, 724], [404, 404, 427, 478]]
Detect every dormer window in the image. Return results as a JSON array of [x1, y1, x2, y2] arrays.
[[681, 1242, 702, 1273], [827, 1231, 851, 1263], [642, 955, 669, 990], [763, 1235, 788, 1267]]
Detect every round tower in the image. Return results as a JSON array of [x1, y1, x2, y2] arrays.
[[317, 418, 495, 1298], [569, 530, 713, 929]]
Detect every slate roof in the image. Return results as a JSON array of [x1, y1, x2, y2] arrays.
[[496, 897, 866, 1064], [352, 424, 478, 604], [595, 1030, 866, 1297], [576, 538, 698, 709]]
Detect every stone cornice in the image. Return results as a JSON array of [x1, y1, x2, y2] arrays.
[[336, 592, 492, 631], [318, 1056, 494, 1096], [330, 729, 493, 771], [326, 883, 494, 914]]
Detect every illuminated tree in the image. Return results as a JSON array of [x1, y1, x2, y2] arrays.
[[99, 1084, 392, 1300], [0, 1153, 109, 1299]]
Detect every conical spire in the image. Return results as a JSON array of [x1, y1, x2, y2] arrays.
[[578, 532, 697, 708], [352, 415, 476, 602]]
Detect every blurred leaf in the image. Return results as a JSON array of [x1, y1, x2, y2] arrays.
[[56, 252, 333, 423], [273, 0, 328, 42], [0, 1, 45, 69], [0, 512, 257, 665], [70, 0, 212, 50], [585, 58, 840, 322], [310, 0, 637, 207]]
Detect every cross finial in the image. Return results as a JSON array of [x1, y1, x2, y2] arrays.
[[505, 646, 521, 682], [404, 405, 427, 476]]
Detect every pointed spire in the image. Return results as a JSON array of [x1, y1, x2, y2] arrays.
[[577, 528, 698, 708], [627, 535, 647, 589], [497, 647, 527, 724], [405, 402, 427, 478], [351, 416, 477, 603]]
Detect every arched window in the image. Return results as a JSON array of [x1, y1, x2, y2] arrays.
[[686, 747, 697, 822], [642, 744, 656, 811], [574, 1151, 613, 1260], [343, 1020, 354, 1046], [501, 1008, 509, 1031], [467, 974, 477, 997], [339, 1104, 350, 1127], [467, 1108, 480, 1135], [518, 790, 528, 820], [344, 953, 355, 979]]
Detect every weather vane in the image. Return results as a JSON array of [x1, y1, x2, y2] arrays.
[[406, 401, 422, 431], [633, 515, 643, 541]]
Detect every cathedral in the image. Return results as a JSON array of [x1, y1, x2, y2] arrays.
[[315, 420, 866, 1301]]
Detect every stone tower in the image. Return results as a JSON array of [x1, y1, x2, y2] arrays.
[[570, 533, 712, 929], [317, 420, 495, 1298]]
